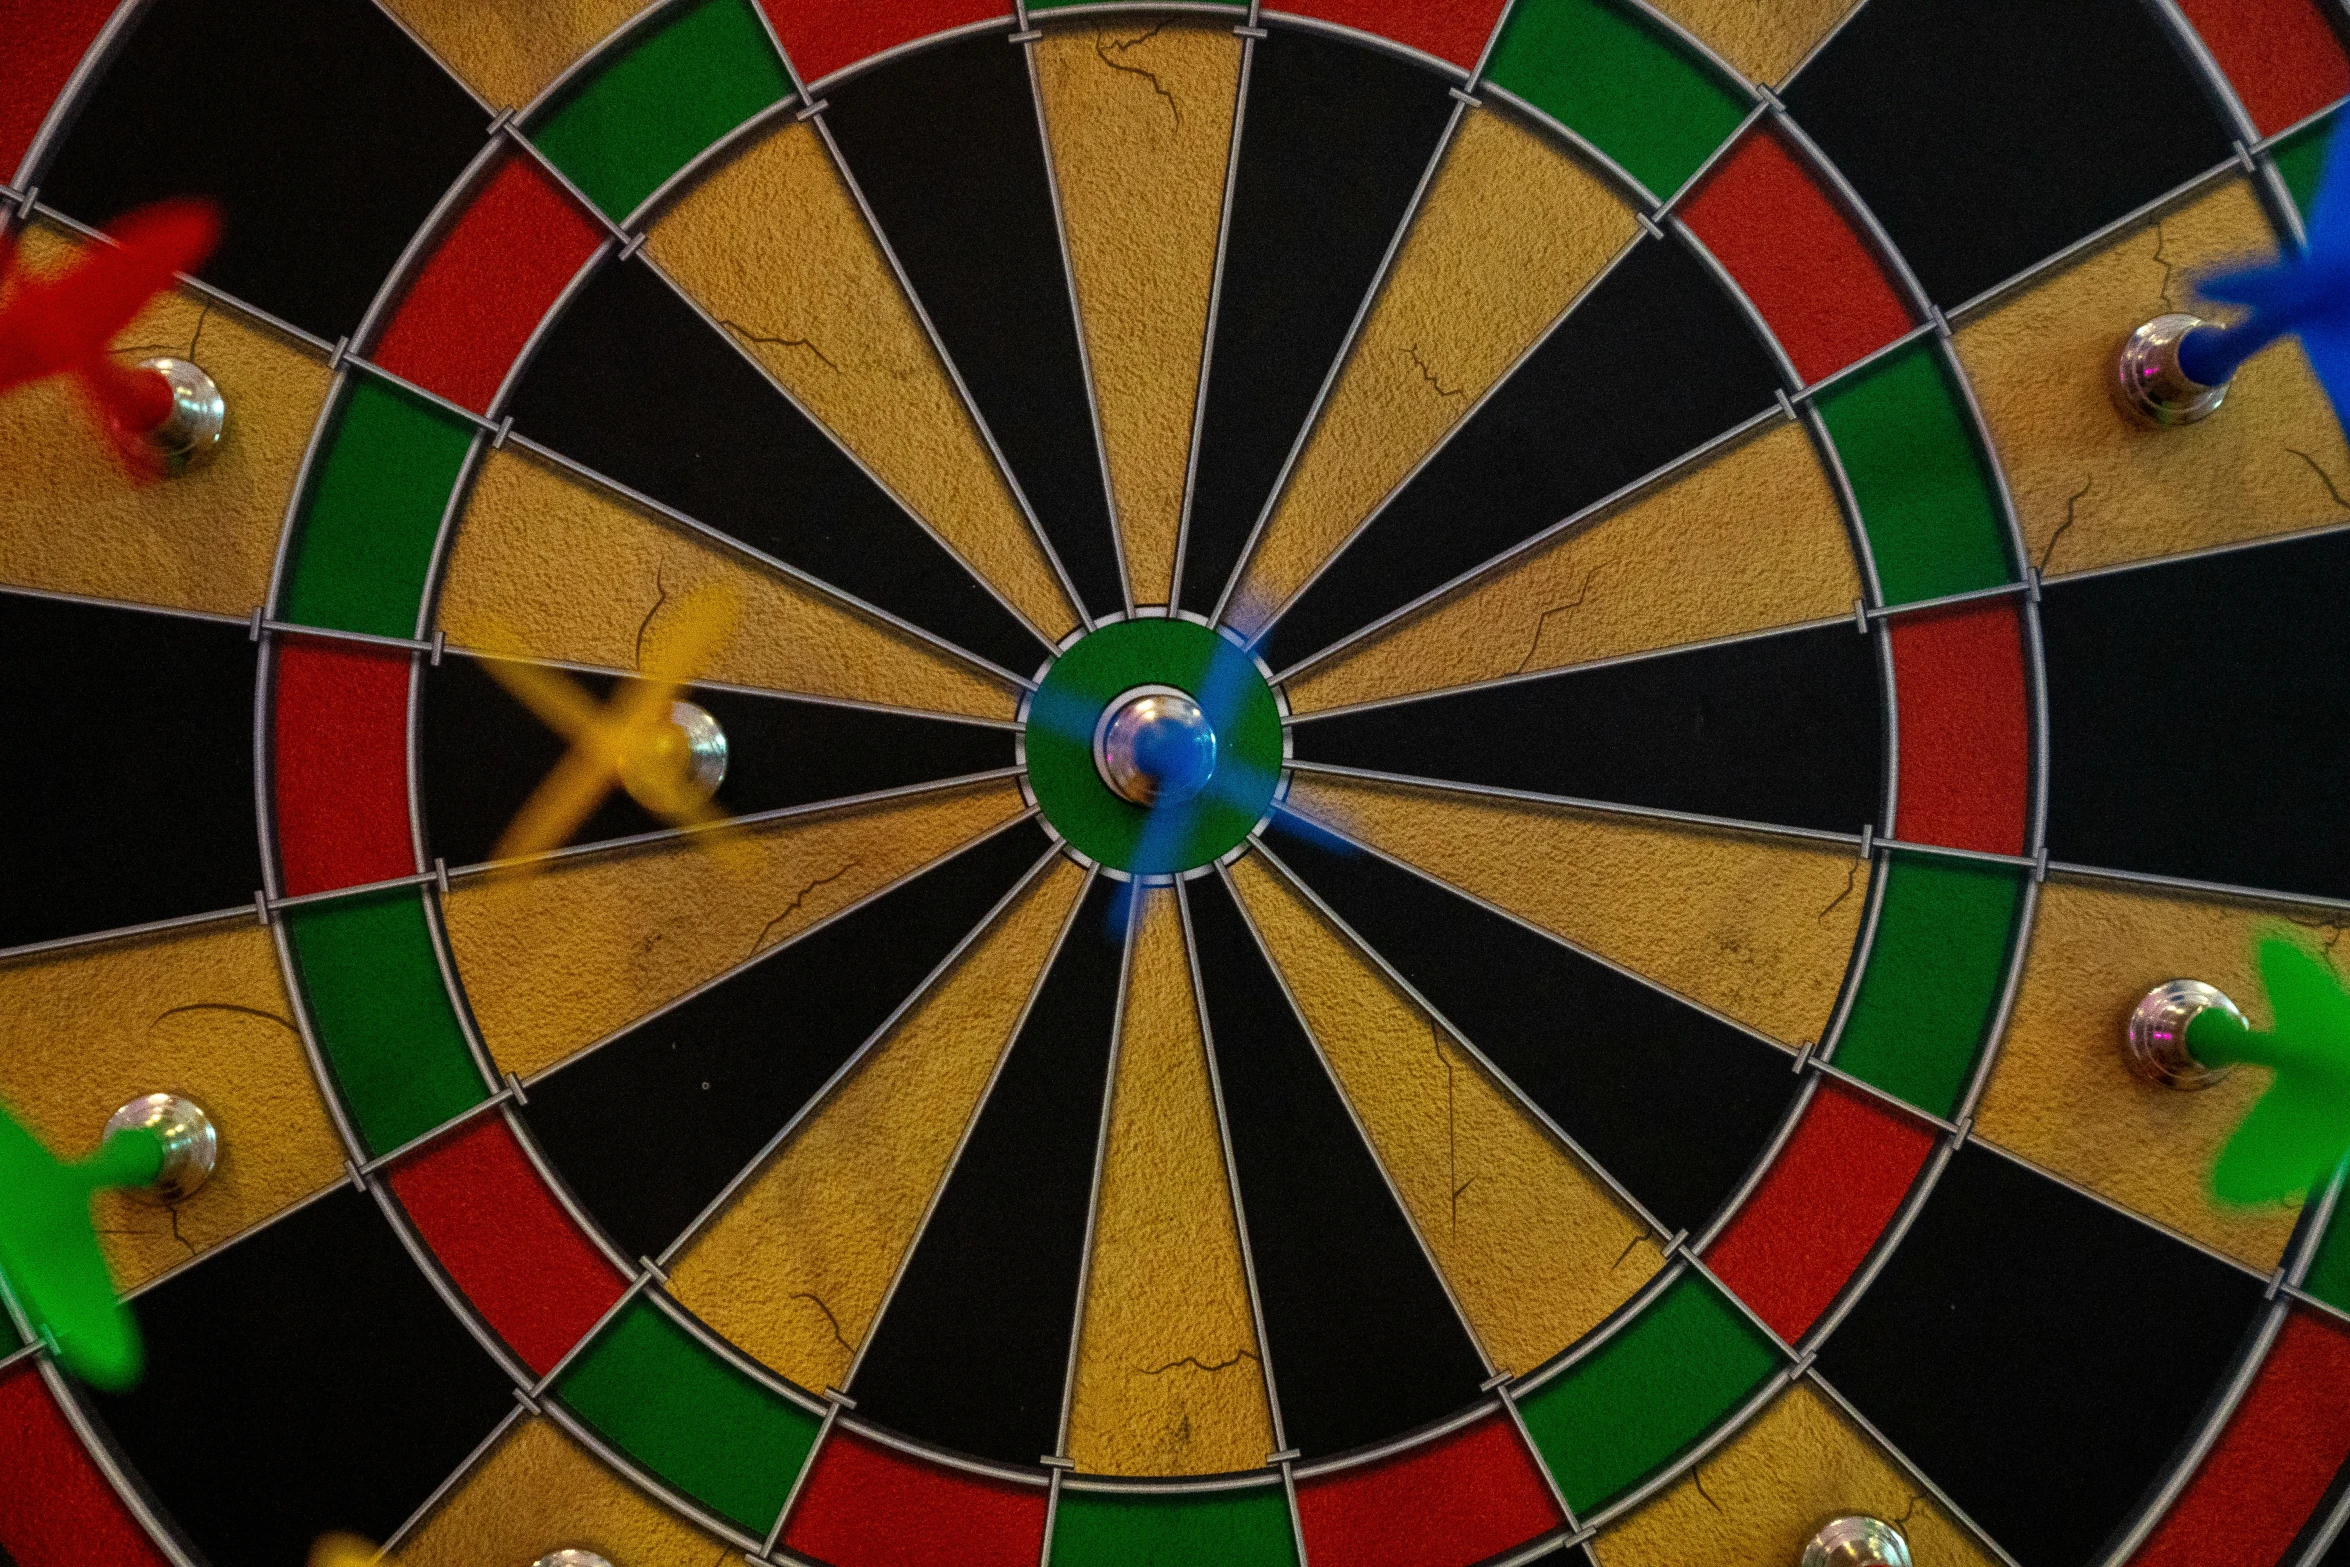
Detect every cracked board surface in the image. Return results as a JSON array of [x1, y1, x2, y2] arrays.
[[1282, 774, 1867, 1051], [1282, 419, 1858, 716], [1064, 888, 1274, 1475], [1954, 177, 2350, 580], [1972, 877, 2307, 1273], [386, 1413, 732, 1566], [0, 221, 333, 620], [439, 782, 1030, 1082], [435, 445, 1018, 721], [663, 857, 1085, 1395], [1227, 106, 1641, 634], [644, 118, 1078, 644], [1228, 854, 1671, 1376], [1036, 20, 1243, 609], [1589, 1381, 1998, 1566], [376, 0, 659, 112], [0, 921, 343, 1292], [1640, 0, 1862, 88]]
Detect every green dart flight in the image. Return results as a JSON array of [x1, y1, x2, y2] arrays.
[[2191, 937, 2350, 1207], [0, 1101, 165, 1390]]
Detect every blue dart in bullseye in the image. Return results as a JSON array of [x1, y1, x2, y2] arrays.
[[2116, 115, 2350, 428], [1100, 632, 1283, 934], [1018, 620, 1310, 938]]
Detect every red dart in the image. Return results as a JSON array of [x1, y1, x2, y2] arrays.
[[0, 198, 220, 463]]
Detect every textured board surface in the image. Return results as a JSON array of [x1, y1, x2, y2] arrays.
[[6, 4, 2349, 1560]]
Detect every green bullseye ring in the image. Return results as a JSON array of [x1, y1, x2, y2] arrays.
[[1022, 617, 1285, 874]]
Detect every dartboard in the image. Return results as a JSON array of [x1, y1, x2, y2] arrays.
[[7, 0, 2350, 1564]]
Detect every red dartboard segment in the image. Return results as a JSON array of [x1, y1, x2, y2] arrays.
[[271, 638, 418, 899], [2127, 1309, 2350, 1565], [369, 152, 606, 416], [0, 0, 115, 182], [384, 1115, 629, 1378], [1888, 602, 2032, 859], [782, 1428, 1048, 1567], [1703, 1082, 1939, 1345], [761, 0, 1014, 88], [1293, 1411, 1563, 1567], [2171, 0, 2350, 139], [0, 1366, 172, 1567], [1268, 0, 1509, 71], [1678, 123, 1915, 386]]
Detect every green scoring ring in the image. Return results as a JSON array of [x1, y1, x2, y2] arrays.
[[1022, 617, 1285, 874]]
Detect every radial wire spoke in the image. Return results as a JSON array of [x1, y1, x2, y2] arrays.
[[1174, 26, 1458, 620], [1252, 815, 1800, 1236], [1181, 870, 1488, 1459], [517, 815, 1054, 1263], [846, 874, 1129, 1466], [819, 32, 1126, 623], [502, 253, 1052, 680], [1285, 618, 1883, 839], [1253, 235, 1783, 678]]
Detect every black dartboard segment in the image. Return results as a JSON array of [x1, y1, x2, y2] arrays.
[[524, 816, 1053, 1262], [1186, 872, 1488, 1458], [1781, 0, 2232, 310], [1816, 1143, 2264, 1567], [1258, 820, 1798, 1235], [2041, 531, 2350, 902], [849, 874, 1124, 1465], [1289, 621, 1882, 837], [419, 653, 1017, 867], [0, 595, 261, 950], [821, 33, 1124, 620], [1257, 236, 1783, 674], [504, 255, 1050, 680], [83, 1186, 514, 1567], [1173, 26, 1458, 618], [38, 0, 485, 343]]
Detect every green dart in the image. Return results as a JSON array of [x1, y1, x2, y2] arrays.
[[0, 1093, 217, 1390], [2129, 936, 2350, 1207]]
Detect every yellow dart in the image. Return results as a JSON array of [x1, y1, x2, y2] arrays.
[[472, 582, 750, 873]]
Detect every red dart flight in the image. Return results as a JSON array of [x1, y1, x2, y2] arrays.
[[0, 199, 220, 469]]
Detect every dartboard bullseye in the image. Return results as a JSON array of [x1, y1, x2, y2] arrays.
[[5, 2, 2350, 1566], [1024, 616, 1283, 873]]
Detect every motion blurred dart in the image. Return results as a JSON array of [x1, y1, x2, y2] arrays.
[[0, 1093, 217, 1390], [1025, 625, 1291, 935], [0, 198, 226, 473], [2117, 120, 2350, 427], [480, 581, 744, 870], [2127, 936, 2350, 1205]]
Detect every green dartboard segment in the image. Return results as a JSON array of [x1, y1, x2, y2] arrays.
[[1024, 618, 1284, 874]]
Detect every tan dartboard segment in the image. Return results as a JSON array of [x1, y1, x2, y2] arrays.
[[0, 222, 331, 620], [644, 119, 1078, 643], [1282, 418, 1857, 716], [1227, 855, 1669, 1375], [664, 856, 1086, 1395], [0, 922, 344, 1293], [385, 1414, 732, 1566], [1035, 21, 1244, 609], [1064, 889, 1274, 1476], [1639, 0, 1862, 88], [1226, 107, 1641, 634], [435, 446, 1018, 721], [375, 0, 661, 112], [1280, 775, 1865, 1051], [1954, 178, 2350, 580], [1589, 1381, 1998, 1566], [1973, 877, 2309, 1273], [440, 783, 1032, 1083]]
